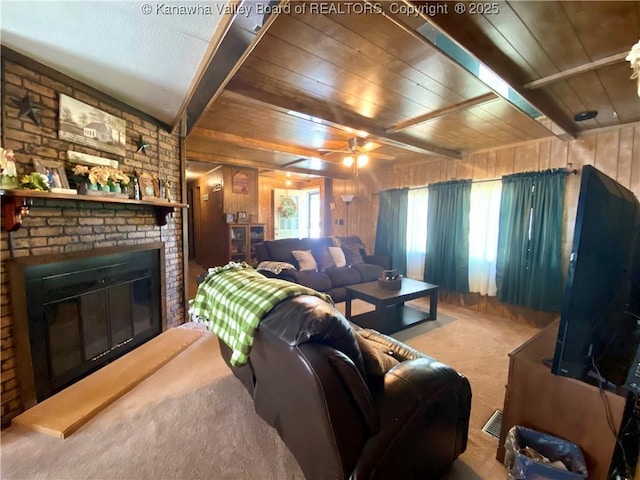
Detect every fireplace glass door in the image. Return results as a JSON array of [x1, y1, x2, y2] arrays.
[[22, 248, 162, 402], [46, 276, 154, 388]]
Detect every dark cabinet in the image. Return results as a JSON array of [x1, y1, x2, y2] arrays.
[[229, 224, 264, 265]]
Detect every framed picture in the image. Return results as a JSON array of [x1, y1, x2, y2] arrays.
[[224, 213, 235, 224], [232, 172, 249, 194], [33, 159, 70, 189], [139, 172, 156, 200], [58, 94, 127, 157], [237, 211, 248, 223]]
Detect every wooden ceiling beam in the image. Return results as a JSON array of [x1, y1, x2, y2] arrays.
[[182, 0, 288, 136], [399, 0, 577, 139], [187, 151, 350, 179], [224, 82, 462, 159], [190, 127, 322, 159], [387, 92, 498, 134], [281, 158, 309, 167], [524, 51, 629, 90]]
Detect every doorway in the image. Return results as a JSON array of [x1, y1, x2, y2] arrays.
[[273, 188, 321, 239]]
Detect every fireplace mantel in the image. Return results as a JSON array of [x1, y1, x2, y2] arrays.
[[0, 189, 188, 231]]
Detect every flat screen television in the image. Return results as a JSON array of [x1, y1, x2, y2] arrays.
[[552, 165, 640, 392]]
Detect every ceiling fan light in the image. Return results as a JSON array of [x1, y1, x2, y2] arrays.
[[343, 155, 354, 167], [357, 154, 369, 167]]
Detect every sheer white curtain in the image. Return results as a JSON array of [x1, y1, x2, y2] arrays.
[[406, 187, 428, 280], [468, 180, 502, 295]]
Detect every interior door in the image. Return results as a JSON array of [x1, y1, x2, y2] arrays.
[[273, 189, 308, 239]]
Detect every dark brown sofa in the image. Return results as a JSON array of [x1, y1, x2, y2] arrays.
[[254, 236, 390, 302], [219, 295, 472, 480]]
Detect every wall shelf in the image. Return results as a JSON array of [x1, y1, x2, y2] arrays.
[[0, 189, 188, 231]]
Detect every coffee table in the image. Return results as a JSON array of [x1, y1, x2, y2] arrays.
[[345, 278, 439, 334]]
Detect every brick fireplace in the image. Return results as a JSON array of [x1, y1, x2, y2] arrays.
[[1, 50, 185, 425]]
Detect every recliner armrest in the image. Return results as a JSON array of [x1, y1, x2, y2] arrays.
[[383, 357, 469, 405], [356, 329, 426, 363], [352, 357, 471, 480]]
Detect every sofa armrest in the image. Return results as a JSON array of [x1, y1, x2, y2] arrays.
[[276, 268, 302, 282], [363, 254, 391, 269], [254, 243, 269, 263], [352, 357, 471, 480]]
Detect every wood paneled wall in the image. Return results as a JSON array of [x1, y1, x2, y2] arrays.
[[342, 124, 640, 326], [330, 171, 380, 254], [222, 167, 259, 220]]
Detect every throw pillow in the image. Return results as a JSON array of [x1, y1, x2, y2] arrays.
[[338, 236, 365, 251], [342, 246, 364, 266], [312, 247, 335, 271], [327, 246, 347, 268], [291, 250, 317, 271], [256, 261, 297, 275], [355, 332, 400, 377]]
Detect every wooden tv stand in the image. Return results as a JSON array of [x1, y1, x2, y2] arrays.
[[496, 319, 626, 480]]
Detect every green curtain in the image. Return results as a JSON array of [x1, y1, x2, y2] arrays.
[[424, 180, 471, 292], [496, 170, 567, 311], [374, 188, 408, 275]]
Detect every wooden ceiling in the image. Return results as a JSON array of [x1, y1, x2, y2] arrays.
[[185, 1, 640, 179]]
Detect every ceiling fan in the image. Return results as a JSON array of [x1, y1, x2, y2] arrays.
[[318, 137, 394, 169]]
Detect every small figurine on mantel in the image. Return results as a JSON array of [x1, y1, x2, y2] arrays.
[[0, 147, 18, 189], [165, 180, 173, 202], [131, 171, 141, 200]]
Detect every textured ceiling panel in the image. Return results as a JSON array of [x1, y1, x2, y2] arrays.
[[0, 1, 226, 125]]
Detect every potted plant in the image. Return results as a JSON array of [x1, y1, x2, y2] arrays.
[[19, 172, 50, 191], [71, 165, 97, 192], [110, 168, 130, 194], [72, 165, 130, 194]]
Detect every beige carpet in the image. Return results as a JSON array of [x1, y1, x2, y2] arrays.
[[1, 331, 303, 480], [1, 300, 539, 479]]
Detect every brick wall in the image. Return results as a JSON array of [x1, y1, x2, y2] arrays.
[[1, 51, 185, 425]]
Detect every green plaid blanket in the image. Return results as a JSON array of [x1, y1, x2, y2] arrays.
[[190, 262, 333, 366]]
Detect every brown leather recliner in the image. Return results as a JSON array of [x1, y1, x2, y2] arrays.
[[218, 295, 471, 480]]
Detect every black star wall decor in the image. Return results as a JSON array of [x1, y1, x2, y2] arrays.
[[17, 93, 40, 126], [136, 135, 150, 154]]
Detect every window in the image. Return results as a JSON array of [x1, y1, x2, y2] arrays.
[[406, 188, 428, 280], [468, 181, 502, 296]]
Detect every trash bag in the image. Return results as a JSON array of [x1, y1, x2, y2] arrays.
[[504, 426, 588, 480]]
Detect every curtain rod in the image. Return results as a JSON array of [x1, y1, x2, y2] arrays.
[[373, 167, 578, 194]]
